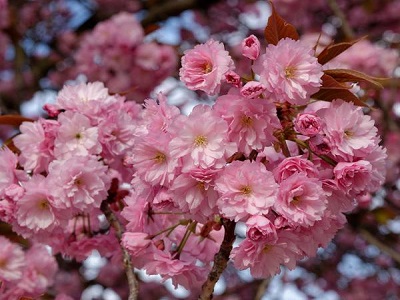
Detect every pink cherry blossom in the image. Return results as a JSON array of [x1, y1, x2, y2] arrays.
[[179, 39, 234, 95], [254, 38, 323, 105], [169, 104, 236, 171], [121, 232, 151, 257], [274, 155, 319, 183], [334, 160, 373, 195], [215, 160, 278, 221], [240, 81, 266, 98], [0, 236, 25, 282], [214, 90, 280, 155], [275, 173, 327, 227]]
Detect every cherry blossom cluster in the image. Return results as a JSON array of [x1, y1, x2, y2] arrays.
[[51, 12, 177, 100], [0, 33, 386, 293]]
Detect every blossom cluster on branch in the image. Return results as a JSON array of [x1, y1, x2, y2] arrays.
[[0, 2, 391, 299]]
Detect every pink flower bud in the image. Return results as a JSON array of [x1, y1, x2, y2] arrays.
[[246, 216, 278, 244], [240, 81, 266, 98], [294, 113, 322, 136], [121, 232, 151, 257], [241, 35, 260, 60], [225, 70, 242, 88]]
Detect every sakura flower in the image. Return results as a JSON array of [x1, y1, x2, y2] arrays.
[[54, 111, 101, 159], [131, 133, 179, 186], [48, 156, 110, 213], [334, 160, 373, 195], [179, 39, 234, 95], [214, 90, 280, 155], [13, 118, 59, 173], [215, 161, 278, 221], [231, 231, 301, 278], [275, 173, 327, 227], [0, 236, 25, 282], [16, 175, 61, 233], [316, 99, 378, 159], [254, 38, 323, 105], [240, 81, 266, 99], [53, 81, 119, 121], [0, 147, 24, 195], [169, 105, 236, 171]]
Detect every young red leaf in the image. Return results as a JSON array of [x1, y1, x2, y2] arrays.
[[324, 69, 385, 89], [317, 36, 366, 65], [0, 115, 34, 127], [311, 74, 367, 106], [264, 1, 299, 45]]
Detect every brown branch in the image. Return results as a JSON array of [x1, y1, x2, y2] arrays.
[[360, 228, 400, 265], [141, 0, 219, 27], [199, 219, 236, 300], [100, 202, 139, 300], [327, 0, 355, 40], [255, 278, 271, 300]]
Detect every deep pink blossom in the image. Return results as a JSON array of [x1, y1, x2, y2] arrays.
[[241, 34, 261, 60], [294, 113, 323, 136], [0, 236, 25, 282]]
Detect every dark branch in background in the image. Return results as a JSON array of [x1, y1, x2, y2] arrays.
[[100, 202, 139, 300], [141, 0, 220, 27], [327, 0, 355, 40], [199, 219, 236, 300]]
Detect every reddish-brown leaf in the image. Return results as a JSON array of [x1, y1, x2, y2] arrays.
[[0, 115, 34, 127], [317, 36, 366, 65], [311, 74, 367, 106], [264, 1, 299, 45], [324, 69, 385, 89]]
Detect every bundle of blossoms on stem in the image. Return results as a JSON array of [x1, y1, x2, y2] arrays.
[[0, 3, 387, 300]]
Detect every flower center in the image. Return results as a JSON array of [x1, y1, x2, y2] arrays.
[[291, 196, 301, 205], [241, 115, 253, 127], [194, 135, 208, 147], [344, 130, 353, 139], [38, 199, 49, 210], [202, 62, 213, 74], [75, 132, 83, 139], [240, 185, 252, 196], [284, 66, 296, 78], [153, 151, 166, 164]]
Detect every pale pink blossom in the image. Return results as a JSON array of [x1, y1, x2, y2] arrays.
[[241, 34, 260, 60], [49, 156, 110, 213], [215, 161, 278, 221], [0, 236, 25, 282], [316, 100, 378, 159], [214, 90, 280, 155], [0, 147, 23, 195], [131, 133, 179, 186], [13, 119, 59, 173], [275, 173, 326, 227], [254, 38, 323, 105], [180, 39, 234, 95], [54, 111, 101, 159], [17, 175, 61, 232], [169, 105, 236, 170]]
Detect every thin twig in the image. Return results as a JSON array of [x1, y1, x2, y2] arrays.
[[360, 228, 400, 265], [100, 202, 139, 300], [255, 278, 271, 300], [199, 219, 236, 300], [327, 0, 355, 40]]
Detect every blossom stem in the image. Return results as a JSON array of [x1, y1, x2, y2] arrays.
[[199, 219, 236, 300], [175, 221, 197, 258], [100, 202, 138, 300]]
